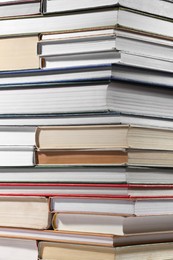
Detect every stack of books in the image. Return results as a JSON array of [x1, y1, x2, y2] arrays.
[[1, 0, 173, 259]]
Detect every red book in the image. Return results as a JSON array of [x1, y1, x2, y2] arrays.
[[0, 182, 173, 198]]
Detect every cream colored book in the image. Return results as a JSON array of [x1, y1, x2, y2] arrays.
[[38, 241, 173, 260], [0, 35, 39, 71], [0, 196, 51, 229], [35, 125, 173, 151]]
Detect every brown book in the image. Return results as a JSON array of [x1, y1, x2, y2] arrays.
[[0, 35, 39, 71], [36, 150, 127, 165], [36, 149, 173, 167]]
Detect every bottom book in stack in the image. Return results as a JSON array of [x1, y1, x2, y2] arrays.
[[38, 241, 173, 260], [2, 236, 173, 260]]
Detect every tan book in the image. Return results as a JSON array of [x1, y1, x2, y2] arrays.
[[36, 149, 173, 167], [38, 241, 173, 260], [0, 196, 51, 229], [35, 125, 173, 151], [36, 150, 127, 165], [0, 35, 39, 71]]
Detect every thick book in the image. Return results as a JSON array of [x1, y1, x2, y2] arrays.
[[0, 166, 172, 184], [36, 149, 173, 167], [0, 35, 39, 71], [51, 197, 173, 215], [38, 241, 173, 260], [39, 29, 173, 66], [52, 213, 173, 235], [35, 125, 173, 151], [1, 81, 173, 118], [1, 8, 173, 38], [0, 0, 41, 18], [0, 237, 37, 260], [0, 196, 50, 229], [42, 0, 173, 19], [0, 146, 35, 166]]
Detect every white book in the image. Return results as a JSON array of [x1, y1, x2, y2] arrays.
[[41, 51, 173, 73], [43, 0, 173, 20], [39, 29, 173, 62], [0, 146, 35, 166], [1, 113, 173, 128], [0, 0, 41, 18], [0, 166, 173, 184], [53, 213, 173, 235], [0, 126, 35, 145], [1, 63, 173, 88], [0, 81, 173, 119], [0, 166, 127, 183], [0, 238, 37, 260], [0, 8, 173, 37], [0, 66, 111, 86], [51, 197, 173, 216]]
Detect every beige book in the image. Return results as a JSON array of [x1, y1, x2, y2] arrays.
[[0, 35, 39, 71], [38, 241, 173, 260], [35, 125, 173, 151], [0, 196, 51, 229]]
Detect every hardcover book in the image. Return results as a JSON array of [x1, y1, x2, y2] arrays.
[[38, 241, 173, 260], [0, 0, 41, 18], [42, 0, 173, 20], [0, 35, 39, 71], [52, 213, 173, 235], [0, 238, 37, 260], [0, 196, 50, 229], [36, 149, 173, 167], [0, 81, 173, 118], [1, 8, 173, 37], [35, 125, 173, 151]]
